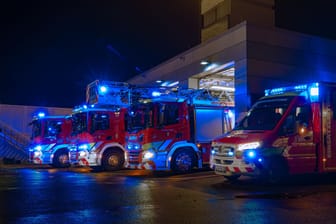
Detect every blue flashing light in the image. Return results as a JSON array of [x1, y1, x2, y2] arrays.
[[99, 85, 108, 94], [247, 150, 256, 159], [294, 84, 307, 91], [228, 151, 234, 157], [37, 112, 45, 118], [258, 158, 263, 162], [310, 87, 319, 96], [78, 144, 89, 150], [309, 83, 319, 102], [264, 82, 320, 101], [34, 145, 42, 151], [152, 91, 161, 97]]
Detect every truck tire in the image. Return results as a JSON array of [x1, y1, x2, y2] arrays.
[[171, 149, 196, 173], [52, 149, 70, 168], [102, 150, 124, 171]]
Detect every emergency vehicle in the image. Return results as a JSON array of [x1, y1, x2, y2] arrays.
[[69, 80, 130, 171], [211, 82, 336, 182], [28, 113, 72, 167], [125, 87, 235, 173]]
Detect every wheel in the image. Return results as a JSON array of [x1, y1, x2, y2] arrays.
[[52, 150, 70, 168], [171, 149, 196, 173], [224, 174, 241, 181], [102, 150, 124, 171], [261, 156, 288, 184]]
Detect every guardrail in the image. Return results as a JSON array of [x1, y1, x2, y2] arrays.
[[0, 120, 30, 162]]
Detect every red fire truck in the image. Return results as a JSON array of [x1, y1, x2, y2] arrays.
[[28, 113, 72, 167], [125, 88, 234, 173], [211, 82, 336, 182], [69, 80, 130, 171]]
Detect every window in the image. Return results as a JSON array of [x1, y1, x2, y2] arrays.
[[91, 113, 110, 132], [162, 104, 179, 126]]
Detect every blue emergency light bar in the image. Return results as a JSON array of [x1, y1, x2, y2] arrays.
[[264, 82, 319, 102], [99, 85, 108, 94], [37, 112, 46, 118]]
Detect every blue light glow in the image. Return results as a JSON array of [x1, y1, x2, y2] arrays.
[[99, 85, 108, 94], [310, 87, 319, 96], [264, 82, 320, 102], [78, 144, 89, 150], [34, 145, 42, 151], [38, 112, 45, 118], [152, 91, 161, 97], [247, 150, 256, 159]]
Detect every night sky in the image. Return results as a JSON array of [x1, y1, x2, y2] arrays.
[[1, 0, 336, 108], [0, 0, 201, 107]]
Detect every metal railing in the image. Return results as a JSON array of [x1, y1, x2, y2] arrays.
[[0, 120, 30, 162]]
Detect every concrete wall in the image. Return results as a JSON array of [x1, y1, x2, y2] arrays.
[[231, 0, 274, 28], [128, 21, 336, 120], [0, 104, 72, 137], [201, 0, 274, 42], [246, 24, 336, 102]]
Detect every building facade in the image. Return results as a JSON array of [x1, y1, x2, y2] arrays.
[[127, 0, 336, 119]]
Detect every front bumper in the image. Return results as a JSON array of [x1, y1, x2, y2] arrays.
[[212, 156, 257, 176]]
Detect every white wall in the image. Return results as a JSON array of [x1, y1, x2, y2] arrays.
[[0, 104, 72, 137]]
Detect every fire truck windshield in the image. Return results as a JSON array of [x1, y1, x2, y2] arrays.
[[71, 112, 88, 135], [126, 104, 153, 132], [44, 120, 62, 138], [235, 96, 293, 131]]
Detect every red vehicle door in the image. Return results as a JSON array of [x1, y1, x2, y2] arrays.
[[283, 98, 316, 174]]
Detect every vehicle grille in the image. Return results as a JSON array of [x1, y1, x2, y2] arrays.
[[217, 145, 235, 157], [128, 151, 141, 164]]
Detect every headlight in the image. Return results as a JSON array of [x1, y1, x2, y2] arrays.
[[237, 142, 261, 151], [211, 148, 218, 155], [34, 151, 42, 157], [79, 151, 87, 157], [143, 150, 155, 160]]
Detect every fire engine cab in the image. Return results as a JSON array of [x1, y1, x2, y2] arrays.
[[125, 87, 234, 173], [69, 80, 130, 171], [211, 82, 336, 182], [28, 113, 72, 167]]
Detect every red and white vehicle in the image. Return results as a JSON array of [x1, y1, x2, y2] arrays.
[[211, 82, 336, 182], [28, 113, 72, 167], [69, 80, 130, 171], [69, 105, 127, 170], [125, 88, 234, 173]]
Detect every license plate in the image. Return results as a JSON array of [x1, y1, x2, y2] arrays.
[[215, 165, 226, 173]]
